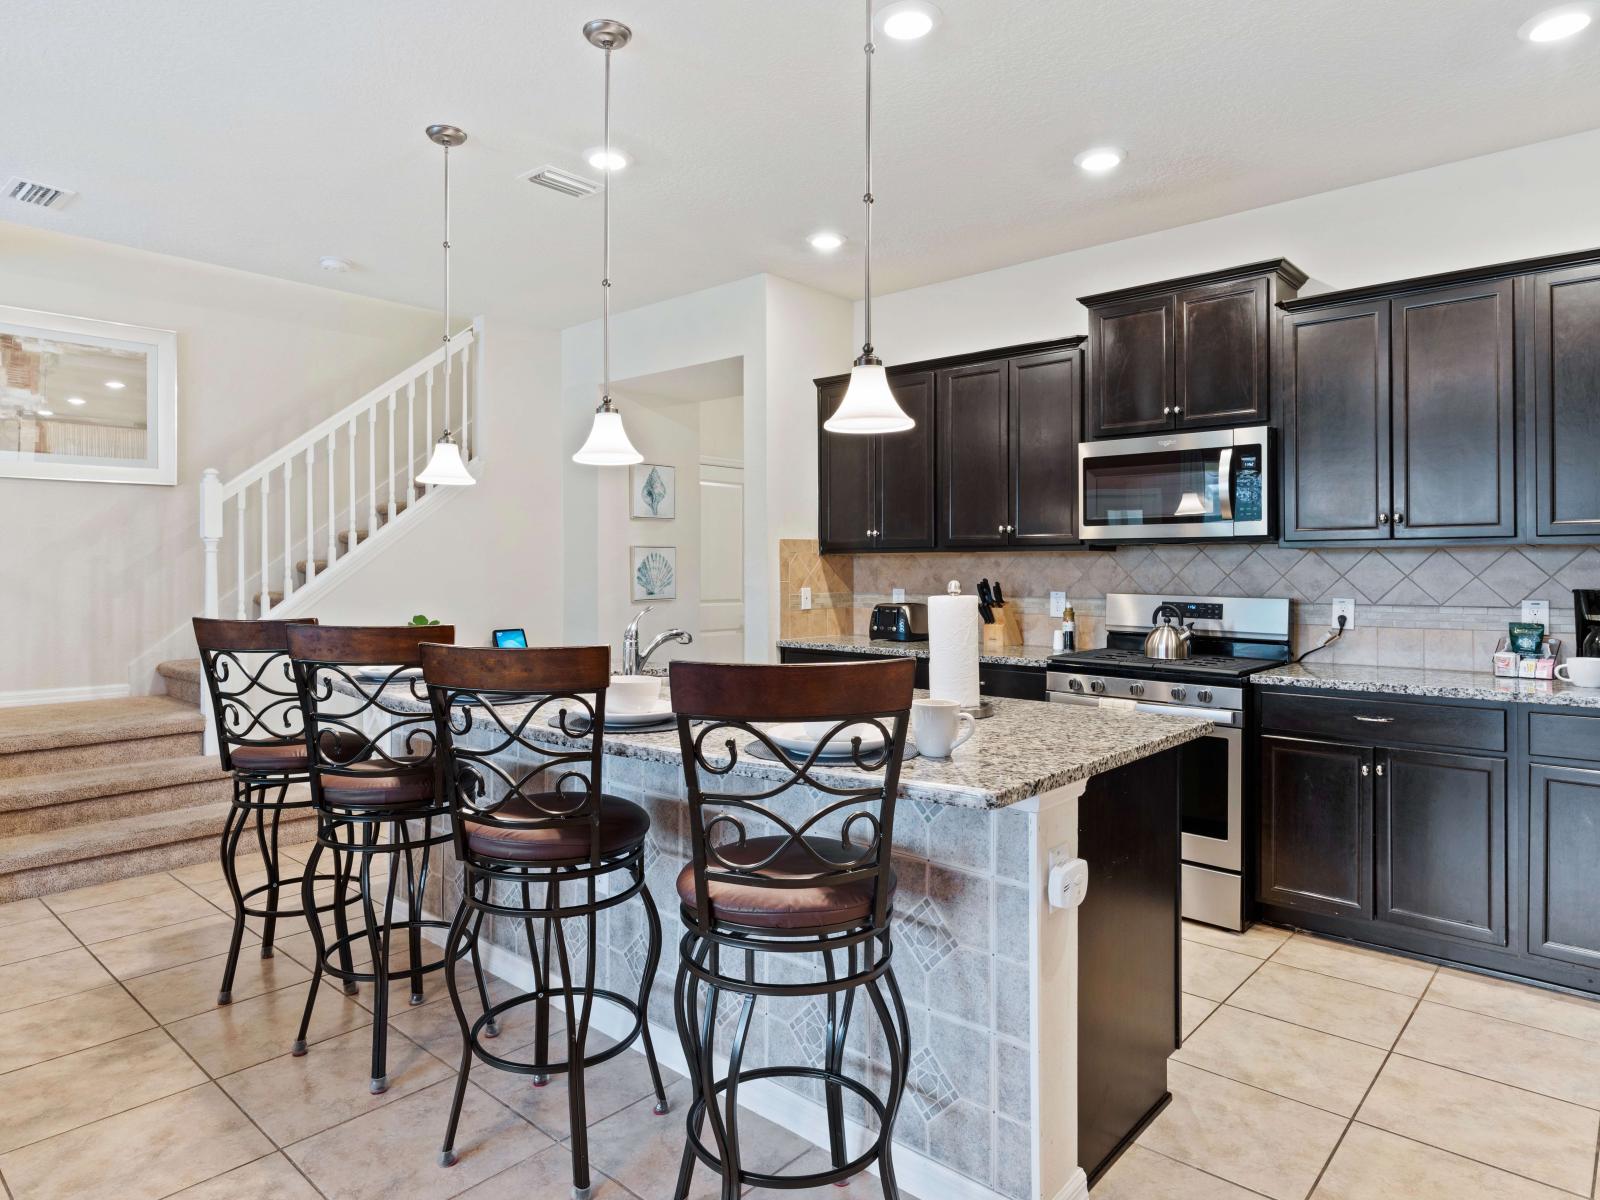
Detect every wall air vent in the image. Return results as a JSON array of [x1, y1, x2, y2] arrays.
[[517, 165, 602, 198], [4, 177, 76, 210]]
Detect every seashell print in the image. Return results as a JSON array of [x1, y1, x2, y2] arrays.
[[634, 550, 675, 598], [640, 466, 668, 516]]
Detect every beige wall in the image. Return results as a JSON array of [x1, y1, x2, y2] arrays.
[[0, 221, 441, 699]]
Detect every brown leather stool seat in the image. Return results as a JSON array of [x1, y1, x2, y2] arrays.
[[229, 742, 310, 773], [465, 794, 649, 862], [319, 761, 436, 808], [675, 835, 897, 931]]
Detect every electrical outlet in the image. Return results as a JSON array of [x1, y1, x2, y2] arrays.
[[892, 587, 906, 603], [1331, 598, 1356, 629], [799, 587, 812, 611], [1049, 591, 1067, 618], [1523, 599, 1551, 626]]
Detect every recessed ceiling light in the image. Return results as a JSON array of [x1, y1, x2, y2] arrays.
[[66, 396, 85, 405], [878, 0, 942, 40], [104, 380, 125, 390], [586, 147, 630, 172], [1074, 146, 1125, 174], [36, 409, 54, 417], [1520, 4, 1593, 40], [808, 231, 845, 253], [318, 256, 353, 272]]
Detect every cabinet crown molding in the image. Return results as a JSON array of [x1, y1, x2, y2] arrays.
[[1280, 245, 1600, 312], [1077, 258, 1309, 308], [812, 335, 1084, 390]]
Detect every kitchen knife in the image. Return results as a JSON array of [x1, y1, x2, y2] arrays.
[[992, 580, 1006, 607], [977, 578, 995, 608], [978, 599, 995, 624]]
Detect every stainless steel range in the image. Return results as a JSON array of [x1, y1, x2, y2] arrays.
[[1047, 593, 1292, 930]]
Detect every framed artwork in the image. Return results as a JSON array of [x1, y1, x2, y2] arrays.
[[0, 305, 178, 485], [631, 546, 677, 601], [630, 462, 676, 519]]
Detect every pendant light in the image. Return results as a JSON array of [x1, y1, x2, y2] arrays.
[[824, 0, 914, 436], [418, 123, 477, 487], [572, 19, 644, 466]]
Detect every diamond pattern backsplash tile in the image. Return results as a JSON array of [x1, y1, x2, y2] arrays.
[[900, 897, 958, 973]]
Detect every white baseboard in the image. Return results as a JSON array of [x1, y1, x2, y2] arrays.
[[1052, 1168, 1090, 1200], [0, 683, 132, 709]]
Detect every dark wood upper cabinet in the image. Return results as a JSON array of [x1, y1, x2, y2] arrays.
[[1532, 262, 1600, 539], [1392, 280, 1516, 540], [1083, 259, 1305, 439], [937, 361, 1010, 547], [1280, 300, 1393, 542], [817, 379, 877, 552], [1009, 348, 1081, 544], [1258, 735, 1373, 918], [875, 372, 935, 549]]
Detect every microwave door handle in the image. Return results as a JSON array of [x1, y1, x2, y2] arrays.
[[1218, 447, 1234, 521]]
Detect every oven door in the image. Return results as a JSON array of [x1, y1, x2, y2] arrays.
[[1175, 721, 1243, 872], [1078, 425, 1269, 542]]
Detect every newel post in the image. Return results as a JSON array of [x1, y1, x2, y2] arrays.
[[199, 468, 222, 755]]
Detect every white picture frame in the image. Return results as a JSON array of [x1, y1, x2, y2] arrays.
[[631, 545, 677, 601], [0, 305, 178, 485], [630, 462, 676, 519]]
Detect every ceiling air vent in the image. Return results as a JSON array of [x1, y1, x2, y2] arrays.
[[518, 165, 602, 198], [4, 177, 76, 210]]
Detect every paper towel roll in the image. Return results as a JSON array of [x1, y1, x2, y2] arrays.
[[928, 589, 981, 708]]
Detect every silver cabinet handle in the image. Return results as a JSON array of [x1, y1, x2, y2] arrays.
[[1353, 715, 1395, 724], [998, 524, 1005, 534], [1379, 513, 1390, 524], [1376, 764, 1385, 777], [1361, 764, 1370, 776], [1394, 512, 1405, 525], [1173, 406, 1182, 416]]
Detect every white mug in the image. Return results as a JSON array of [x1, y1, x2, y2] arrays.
[[1556, 657, 1600, 688], [913, 697, 976, 759]]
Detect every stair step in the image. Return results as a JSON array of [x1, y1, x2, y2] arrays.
[[337, 527, 374, 548], [156, 658, 203, 706], [0, 798, 316, 903], [0, 754, 232, 837], [0, 698, 205, 779], [295, 558, 328, 578]]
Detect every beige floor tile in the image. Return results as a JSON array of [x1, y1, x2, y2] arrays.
[[0, 946, 114, 1014], [42, 870, 188, 915], [1091, 1145, 1266, 1199], [0, 1083, 273, 1200], [0, 1027, 205, 1154], [0, 897, 50, 929], [1142, 1061, 1346, 1200], [1180, 993, 1218, 1041], [387, 970, 553, 1061], [585, 1080, 812, 1200], [167, 1152, 321, 1199], [1426, 967, 1600, 1045], [0, 982, 155, 1074], [1272, 933, 1435, 997], [123, 945, 311, 1024], [167, 979, 370, 1076], [91, 911, 243, 979], [286, 1077, 550, 1200], [1181, 942, 1264, 1002], [57, 885, 221, 944], [759, 1146, 927, 1197], [0, 913, 78, 967], [456, 1141, 634, 1198], [220, 1024, 451, 1143], [1182, 920, 1291, 961], [1397, 1001, 1600, 1109], [1174, 1005, 1385, 1116], [1358, 1054, 1598, 1194], [1312, 1123, 1574, 1200], [1228, 960, 1418, 1049]]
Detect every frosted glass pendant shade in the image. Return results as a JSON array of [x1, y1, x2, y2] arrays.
[[823, 362, 914, 434], [572, 409, 643, 465], [418, 434, 475, 486], [1174, 490, 1209, 516]]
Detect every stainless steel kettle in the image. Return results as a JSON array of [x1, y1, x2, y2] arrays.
[[1143, 604, 1193, 660]]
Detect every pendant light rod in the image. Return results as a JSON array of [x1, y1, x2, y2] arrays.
[[419, 123, 476, 487], [861, 0, 875, 360]]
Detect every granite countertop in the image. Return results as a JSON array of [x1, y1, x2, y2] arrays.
[[1253, 662, 1600, 709], [776, 634, 1056, 670], [345, 677, 1210, 811]]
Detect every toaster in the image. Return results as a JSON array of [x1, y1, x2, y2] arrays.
[[870, 602, 928, 642]]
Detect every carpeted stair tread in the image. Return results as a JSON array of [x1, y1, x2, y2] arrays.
[[0, 697, 204, 756], [0, 755, 228, 812]]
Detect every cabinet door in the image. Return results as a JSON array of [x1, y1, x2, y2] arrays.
[[1088, 295, 1175, 438], [1528, 763, 1600, 969], [1008, 349, 1080, 545], [874, 372, 935, 549], [1532, 264, 1600, 539], [937, 361, 1010, 547], [1280, 301, 1393, 542], [1391, 281, 1516, 540], [817, 380, 877, 552], [1259, 736, 1373, 917], [1377, 749, 1506, 945], [1175, 276, 1269, 427]]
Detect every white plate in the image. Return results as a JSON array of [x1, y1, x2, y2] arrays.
[[766, 721, 885, 756], [604, 706, 675, 727], [348, 665, 421, 683]]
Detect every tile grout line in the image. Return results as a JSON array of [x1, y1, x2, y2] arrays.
[[1133, 1143, 1279, 1199]]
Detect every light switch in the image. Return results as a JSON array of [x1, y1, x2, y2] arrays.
[[892, 587, 906, 603], [1049, 591, 1066, 618], [799, 587, 812, 610]]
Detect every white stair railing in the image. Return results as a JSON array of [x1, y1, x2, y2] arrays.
[[200, 318, 482, 624]]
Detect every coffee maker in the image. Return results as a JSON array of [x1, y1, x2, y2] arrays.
[[1574, 590, 1600, 657]]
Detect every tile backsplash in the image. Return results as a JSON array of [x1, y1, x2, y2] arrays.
[[791, 545, 1600, 669]]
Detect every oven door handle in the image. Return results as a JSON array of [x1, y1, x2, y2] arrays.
[[1136, 702, 1241, 725]]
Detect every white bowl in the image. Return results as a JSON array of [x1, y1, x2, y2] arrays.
[[608, 674, 662, 713]]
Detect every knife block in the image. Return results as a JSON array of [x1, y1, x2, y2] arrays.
[[980, 604, 1024, 652]]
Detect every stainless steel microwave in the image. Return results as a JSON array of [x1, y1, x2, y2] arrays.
[[1077, 425, 1272, 542]]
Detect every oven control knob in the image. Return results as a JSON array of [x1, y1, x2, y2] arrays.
[[1088, 679, 1105, 695], [1170, 685, 1187, 702], [1129, 682, 1145, 697], [1197, 688, 1214, 704], [1067, 678, 1084, 693]]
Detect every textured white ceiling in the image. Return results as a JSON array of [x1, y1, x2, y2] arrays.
[[4, 0, 1599, 329]]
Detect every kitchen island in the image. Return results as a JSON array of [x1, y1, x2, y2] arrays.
[[378, 683, 1210, 1200]]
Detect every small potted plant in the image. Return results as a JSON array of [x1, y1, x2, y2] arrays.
[[408, 614, 441, 627]]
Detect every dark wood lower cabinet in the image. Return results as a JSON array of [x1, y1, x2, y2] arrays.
[[1528, 762, 1600, 970], [1258, 736, 1373, 917], [775, 646, 1048, 700]]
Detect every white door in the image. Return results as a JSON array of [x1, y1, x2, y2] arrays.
[[698, 462, 744, 661]]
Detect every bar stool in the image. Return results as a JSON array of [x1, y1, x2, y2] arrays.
[[286, 624, 492, 1095], [668, 659, 916, 1200], [193, 617, 356, 1005], [421, 643, 669, 1199]]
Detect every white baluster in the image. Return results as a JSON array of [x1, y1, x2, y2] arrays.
[[424, 367, 435, 494], [325, 431, 338, 567], [346, 418, 358, 551], [406, 379, 416, 501], [281, 458, 294, 602], [303, 444, 316, 584], [200, 468, 222, 620], [367, 407, 378, 536], [460, 342, 472, 460], [235, 489, 247, 620], [386, 392, 397, 523], [259, 474, 272, 618]]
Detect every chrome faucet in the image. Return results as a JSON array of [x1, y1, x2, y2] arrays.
[[622, 606, 692, 675]]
